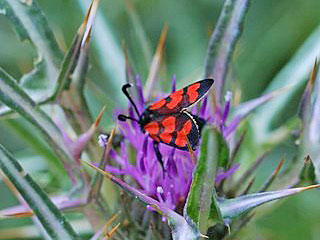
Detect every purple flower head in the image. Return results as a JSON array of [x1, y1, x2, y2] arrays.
[[106, 77, 240, 211]]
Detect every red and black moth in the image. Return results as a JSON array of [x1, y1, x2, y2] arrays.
[[118, 78, 214, 172]]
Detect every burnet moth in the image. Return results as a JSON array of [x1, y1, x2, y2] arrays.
[[118, 78, 214, 172]]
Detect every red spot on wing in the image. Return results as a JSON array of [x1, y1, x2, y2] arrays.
[[144, 121, 160, 135], [158, 116, 176, 144], [161, 116, 176, 133], [175, 120, 193, 147], [149, 99, 166, 110], [167, 89, 184, 109], [150, 134, 161, 142], [160, 133, 172, 143], [175, 133, 187, 147], [187, 83, 200, 103]]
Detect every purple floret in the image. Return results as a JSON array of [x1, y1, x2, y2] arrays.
[[105, 77, 240, 210]]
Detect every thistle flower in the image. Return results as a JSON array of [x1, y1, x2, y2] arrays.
[[105, 76, 240, 211]]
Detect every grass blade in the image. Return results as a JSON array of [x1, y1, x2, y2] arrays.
[[88, 127, 116, 201], [0, 69, 76, 177], [184, 127, 224, 234], [3, 118, 64, 175], [77, 0, 126, 105], [204, 0, 250, 103], [219, 184, 320, 219], [258, 158, 285, 192], [306, 64, 320, 182], [55, 0, 100, 141], [251, 26, 320, 142], [0, 195, 85, 218], [0, 0, 62, 117], [229, 151, 269, 195], [298, 59, 318, 123], [2, 0, 62, 82], [0, 1, 29, 41], [0, 145, 79, 239], [231, 87, 289, 121], [124, 0, 152, 68], [144, 25, 168, 100]]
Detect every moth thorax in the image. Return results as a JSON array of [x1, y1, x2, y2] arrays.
[[139, 110, 155, 127]]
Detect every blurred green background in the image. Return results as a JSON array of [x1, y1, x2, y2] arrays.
[[1, 0, 320, 239]]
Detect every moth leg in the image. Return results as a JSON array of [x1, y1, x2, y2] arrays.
[[153, 141, 166, 175]]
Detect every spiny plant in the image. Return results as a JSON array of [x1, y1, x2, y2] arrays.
[[0, 0, 320, 239]]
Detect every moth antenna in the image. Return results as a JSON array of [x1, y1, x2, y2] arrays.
[[118, 114, 139, 122], [122, 84, 140, 117]]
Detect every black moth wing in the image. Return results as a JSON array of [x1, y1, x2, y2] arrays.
[[146, 79, 214, 115], [142, 111, 205, 150]]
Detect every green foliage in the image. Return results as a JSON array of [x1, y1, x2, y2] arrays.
[[251, 26, 320, 142], [0, 0, 63, 117], [0, 144, 79, 240], [0, 68, 75, 170], [218, 184, 320, 220], [77, 0, 126, 104], [1, 0, 320, 239], [184, 127, 224, 233], [204, 0, 250, 102]]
